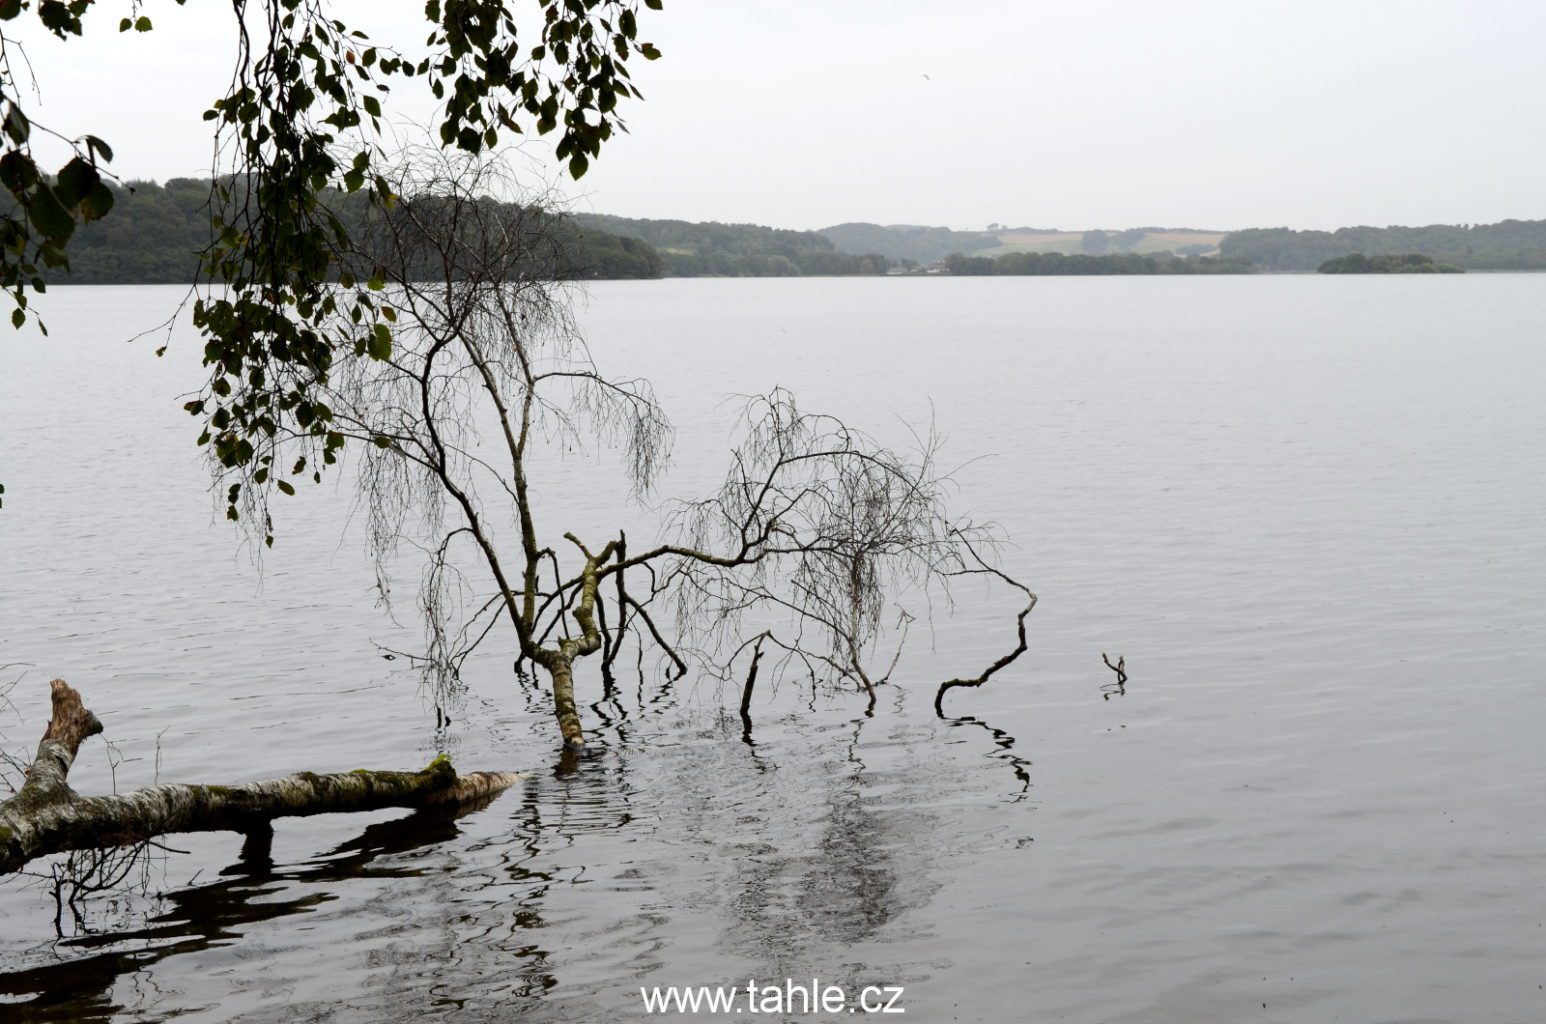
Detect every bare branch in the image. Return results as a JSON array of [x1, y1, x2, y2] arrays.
[[934, 532, 1038, 715], [1101, 652, 1127, 700]]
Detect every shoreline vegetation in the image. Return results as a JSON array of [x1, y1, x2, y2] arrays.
[[1317, 253, 1463, 274], [27, 178, 1546, 282]]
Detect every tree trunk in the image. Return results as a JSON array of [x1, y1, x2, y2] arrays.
[[0, 679, 523, 877], [548, 659, 585, 749]]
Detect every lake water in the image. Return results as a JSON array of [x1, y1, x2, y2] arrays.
[[1, 277, 1544, 1022]]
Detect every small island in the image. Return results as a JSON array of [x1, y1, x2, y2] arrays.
[[1318, 253, 1463, 274]]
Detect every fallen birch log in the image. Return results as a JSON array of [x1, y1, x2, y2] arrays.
[[0, 678, 523, 877]]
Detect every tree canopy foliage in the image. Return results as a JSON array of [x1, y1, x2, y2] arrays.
[[0, 0, 665, 532]]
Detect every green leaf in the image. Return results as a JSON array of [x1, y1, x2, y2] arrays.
[[362, 95, 381, 118], [4, 104, 30, 144], [134, 15, 152, 31], [276, 479, 296, 496], [11, 308, 23, 328], [368, 322, 392, 360], [0, 150, 38, 192], [80, 182, 114, 221], [27, 185, 75, 242], [55, 156, 98, 206], [569, 151, 589, 180]]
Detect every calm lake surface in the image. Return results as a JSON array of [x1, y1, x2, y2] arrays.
[[2, 277, 1544, 1022]]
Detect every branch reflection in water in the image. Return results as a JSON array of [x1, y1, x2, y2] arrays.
[[0, 793, 521, 1023], [0, 670, 1035, 1022]]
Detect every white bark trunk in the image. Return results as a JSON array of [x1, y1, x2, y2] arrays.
[[0, 679, 522, 877]]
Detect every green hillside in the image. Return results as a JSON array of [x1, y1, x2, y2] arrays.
[[817, 222, 999, 263], [574, 213, 890, 276], [34, 179, 665, 284]]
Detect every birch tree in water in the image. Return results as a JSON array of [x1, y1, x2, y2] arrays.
[[256, 154, 1034, 748]]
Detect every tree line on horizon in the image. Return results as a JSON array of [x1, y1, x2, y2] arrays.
[[23, 178, 668, 284], [1221, 221, 1546, 271], [19, 178, 1546, 283], [20, 180, 898, 284]]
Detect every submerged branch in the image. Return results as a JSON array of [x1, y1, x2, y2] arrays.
[[1101, 652, 1127, 699], [0, 680, 523, 877], [933, 533, 1038, 715]]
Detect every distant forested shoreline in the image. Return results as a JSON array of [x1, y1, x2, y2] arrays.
[[33, 179, 668, 284], [26, 178, 1546, 282], [1222, 221, 1546, 271]]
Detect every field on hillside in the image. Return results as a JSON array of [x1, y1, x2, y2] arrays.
[[1130, 230, 1227, 254], [979, 231, 1084, 256], [978, 229, 1226, 257]]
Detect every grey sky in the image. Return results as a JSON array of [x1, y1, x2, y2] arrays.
[[17, 0, 1546, 231]]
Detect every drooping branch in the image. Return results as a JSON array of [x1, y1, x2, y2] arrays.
[[0, 680, 523, 878]]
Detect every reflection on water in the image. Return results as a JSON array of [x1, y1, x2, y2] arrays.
[[1, 681, 1035, 1023], [938, 712, 1034, 799], [1, 801, 478, 1022]]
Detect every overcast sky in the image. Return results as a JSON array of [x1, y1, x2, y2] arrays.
[[16, 0, 1546, 232]]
